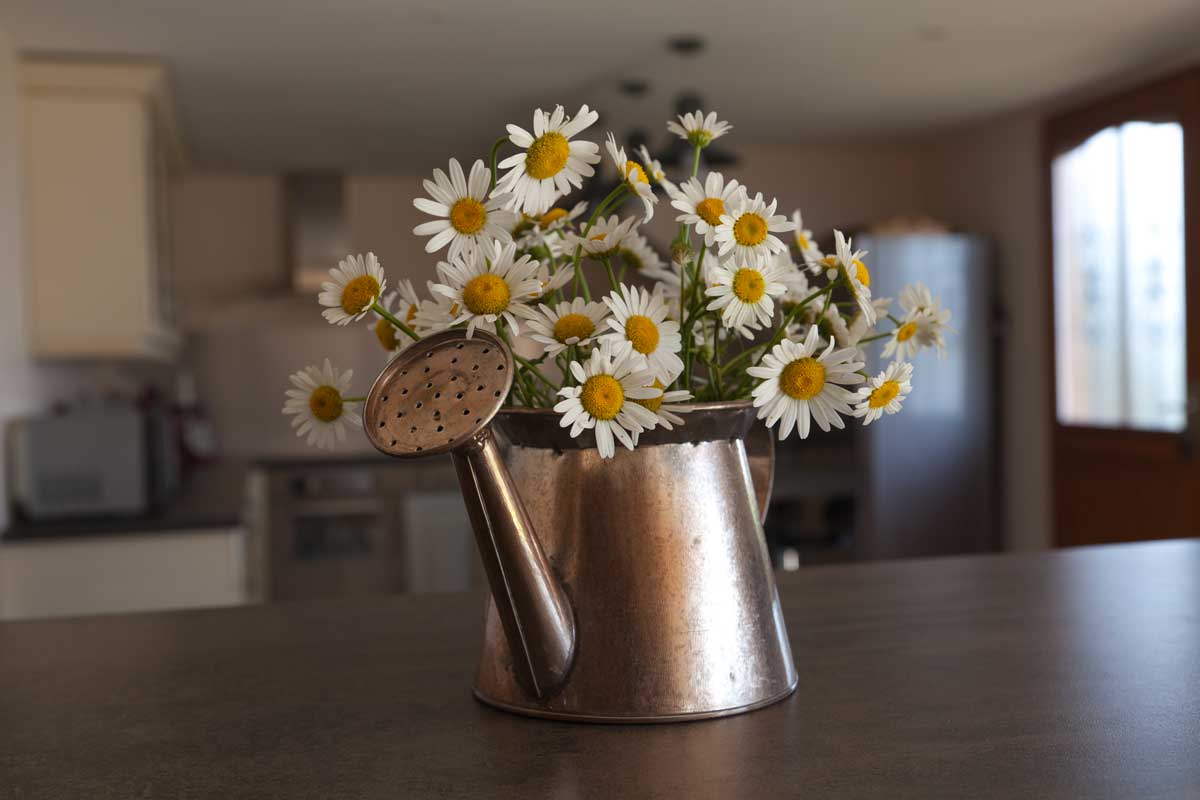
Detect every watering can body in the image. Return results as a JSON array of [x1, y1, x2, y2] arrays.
[[471, 402, 797, 722]]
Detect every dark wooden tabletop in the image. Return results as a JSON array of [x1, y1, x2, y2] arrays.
[[2, 540, 1198, 799]]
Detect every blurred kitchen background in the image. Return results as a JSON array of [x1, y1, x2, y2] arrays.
[[2, 1, 1198, 620]]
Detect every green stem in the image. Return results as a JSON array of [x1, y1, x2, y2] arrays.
[[372, 302, 420, 341], [680, 244, 706, 392], [571, 185, 627, 301], [857, 331, 892, 344], [487, 135, 509, 193], [691, 144, 702, 178], [721, 285, 833, 374], [513, 354, 559, 392], [601, 256, 619, 291]]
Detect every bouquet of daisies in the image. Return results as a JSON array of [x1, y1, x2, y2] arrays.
[[283, 106, 953, 456]]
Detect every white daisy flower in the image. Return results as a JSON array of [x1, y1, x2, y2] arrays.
[[605, 133, 657, 222], [412, 158, 517, 259], [883, 311, 950, 361], [536, 200, 588, 234], [318, 253, 387, 326], [898, 282, 936, 316], [892, 282, 953, 359], [847, 295, 893, 349], [785, 301, 852, 352], [616, 232, 665, 275], [601, 284, 685, 383], [495, 104, 602, 216], [512, 297, 609, 357], [853, 361, 913, 425], [778, 257, 813, 311], [281, 359, 362, 450], [396, 278, 423, 321], [564, 215, 639, 259], [636, 144, 678, 198], [791, 209, 823, 263], [671, 172, 744, 247], [748, 325, 864, 440], [530, 262, 575, 302], [713, 191, 795, 268], [667, 110, 732, 148], [431, 239, 541, 337], [553, 343, 661, 459], [411, 287, 460, 335], [632, 381, 693, 433], [705, 258, 789, 333], [831, 229, 876, 326]]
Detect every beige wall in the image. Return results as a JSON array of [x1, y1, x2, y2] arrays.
[[922, 111, 1051, 550], [346, 175, 441, 289]]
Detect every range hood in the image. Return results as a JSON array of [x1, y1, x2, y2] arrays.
[[286, 174, 348, 294]]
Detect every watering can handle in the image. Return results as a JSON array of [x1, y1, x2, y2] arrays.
[[744, 422, 776, 525]]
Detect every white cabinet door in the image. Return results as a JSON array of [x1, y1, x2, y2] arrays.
[[0, 528, 245, 620], [22, 59, 183, 360]]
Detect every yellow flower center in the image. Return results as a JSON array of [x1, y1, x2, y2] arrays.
[[695, 197, 725, 227], [539, 207, 568, 227], [623, 160, 648, 186], [779, 357, 825, 400], [405, 303, 418, 323], [552, 313, 595, 343], [309, 385, 344, 423], [733, 212, 768, 246], [821, 255, 838, 268], [796, 232, 811, 250], [525, 132, 570, 180], [868, 380, 900, 409], [462, 273, 510, 315], [340, 275, 381, 316], [449, 198, 487, 234], [732, 268, 766, 304], [580, 374, 624, 421], [852, 259, 870, 287], [624, 315, 660, 355], [896, 321, 917, 342], [632, 379, 666, 413], [374, 318, 398, 351]]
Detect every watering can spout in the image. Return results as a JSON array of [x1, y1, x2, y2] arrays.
[[361, 328, 574, 699], [452, 427, 576, 698]]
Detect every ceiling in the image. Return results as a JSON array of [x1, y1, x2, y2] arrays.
[[3, 0, 1200, 171]]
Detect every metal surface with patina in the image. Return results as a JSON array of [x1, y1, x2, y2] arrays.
[[365, 331, 796, 722]]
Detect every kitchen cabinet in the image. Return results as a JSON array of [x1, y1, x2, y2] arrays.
[[21, 59, 185, 360], [0, 527, 245, 620]]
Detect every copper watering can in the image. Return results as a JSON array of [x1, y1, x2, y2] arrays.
[[363, 328, 797, 722]]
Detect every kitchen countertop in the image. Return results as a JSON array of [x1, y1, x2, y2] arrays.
[[1, 462, 248, 541], [1, 540, 1198, 798]]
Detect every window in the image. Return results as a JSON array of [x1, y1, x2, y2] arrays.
[[1052, 121, 1186, 431]]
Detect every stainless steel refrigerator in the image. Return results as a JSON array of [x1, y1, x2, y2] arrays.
[[854, 232, 998, 559]]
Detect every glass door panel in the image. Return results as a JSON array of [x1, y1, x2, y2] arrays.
[[1052, 121, 1186, 431]]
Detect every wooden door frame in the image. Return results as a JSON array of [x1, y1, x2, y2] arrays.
[[1043, 68, 1200, 546]]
